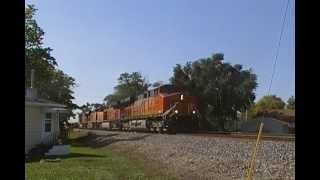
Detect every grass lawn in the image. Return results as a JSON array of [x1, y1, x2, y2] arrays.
[[26, 131, 174, 180]]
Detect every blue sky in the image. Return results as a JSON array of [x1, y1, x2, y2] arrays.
[[27, 0, 295, 106]]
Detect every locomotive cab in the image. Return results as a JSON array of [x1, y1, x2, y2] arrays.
[[157, 85, 199, 132]]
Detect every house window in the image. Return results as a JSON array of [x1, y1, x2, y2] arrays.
[[44, 112, 52, 132], [46, 112, 52, 119]]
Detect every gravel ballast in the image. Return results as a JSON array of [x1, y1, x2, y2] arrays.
[[76, 129, 295, 180]]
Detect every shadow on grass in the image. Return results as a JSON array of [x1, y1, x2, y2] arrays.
[[71, 132, 151, 149], [26, 132, 150, 163], [46, 152, 105, 159], [26, 152, 106, 163]]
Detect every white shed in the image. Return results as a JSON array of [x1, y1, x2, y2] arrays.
[[25, 88, 67, 154]]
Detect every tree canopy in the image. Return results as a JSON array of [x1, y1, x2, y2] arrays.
[[170, 53, 258, 130], [80, 72, 151, 114], [254, 95, 286, 112], [25, 4, 77, 116], [79, 102, 104, 115], [286, 95, 295, 110], [103, 72, 150, 106]]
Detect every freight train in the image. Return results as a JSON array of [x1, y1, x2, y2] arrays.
[[79, 84, 199, 133]]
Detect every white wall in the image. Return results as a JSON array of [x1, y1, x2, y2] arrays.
[[25, 105, 60, 154], [25, 106, 42, 153]]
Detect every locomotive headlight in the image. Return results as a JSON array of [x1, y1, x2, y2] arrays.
[[174, 110, 178, 114], [192, 110, 196, 114]]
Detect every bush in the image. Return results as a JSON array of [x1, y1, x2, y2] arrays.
[[255, 95, 286, 112], [254, 109, 295, 123]]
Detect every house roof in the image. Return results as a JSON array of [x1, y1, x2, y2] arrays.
[[25, 97, 66, 108]]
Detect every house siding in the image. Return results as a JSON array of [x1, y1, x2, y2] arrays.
[[25, 106, 42, 153], [25, 105, 61, 154], [53, 112, 60, 134]]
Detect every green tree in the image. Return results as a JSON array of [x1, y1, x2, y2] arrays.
[[79, 102, 104, 114], [255, 95, 286, 112], [43, 70, 78, 111], [25, 4, 57, 89], [170, 53, 258, 131], [25, 4, 77, 117], [286, 95, 295, 110], [104, 72, 150, 106]]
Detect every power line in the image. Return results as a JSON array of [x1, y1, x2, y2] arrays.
[[267, 0, 290, 95]]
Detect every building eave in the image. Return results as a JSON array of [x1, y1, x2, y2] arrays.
[[25, 101, 66, 108]]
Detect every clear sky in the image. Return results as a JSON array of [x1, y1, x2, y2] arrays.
[[27, 0, 295, 106]]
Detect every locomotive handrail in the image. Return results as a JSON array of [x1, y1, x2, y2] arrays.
[[120, 113, 163, 122], [162, 102, 179, 118]]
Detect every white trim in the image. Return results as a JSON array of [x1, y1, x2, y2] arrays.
[[44, 119, 52, 133], [41, 111, 53, 143], [25, 101, 66, 108], [51, 108, 69, 112], [43, 112, 52, 133]]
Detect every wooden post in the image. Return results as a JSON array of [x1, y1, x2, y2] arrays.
[[245, 110, 248, 121], [245, 123, 264, 180]]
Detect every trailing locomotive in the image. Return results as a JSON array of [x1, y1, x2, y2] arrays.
[[80, 84, 199, 133]]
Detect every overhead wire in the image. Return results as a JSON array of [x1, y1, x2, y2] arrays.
[[267, 0, 291, 95]]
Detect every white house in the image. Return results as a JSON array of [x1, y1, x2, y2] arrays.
[[25, 87, 67, 154]]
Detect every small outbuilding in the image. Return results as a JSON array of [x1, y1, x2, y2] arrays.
[[25, 87, 67, 154]]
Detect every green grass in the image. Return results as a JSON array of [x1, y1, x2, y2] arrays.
[[26, 131, 174, 180]]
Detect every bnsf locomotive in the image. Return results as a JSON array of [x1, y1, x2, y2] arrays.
[[79, 84, 199, 133]]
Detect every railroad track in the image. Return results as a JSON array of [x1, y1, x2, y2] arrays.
[[75, 128, 295, 141], [190, 131, 295, 141]]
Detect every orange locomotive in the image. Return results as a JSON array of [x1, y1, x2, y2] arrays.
[[84, 84, 199, 133], [79, 113, 89, 128]]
